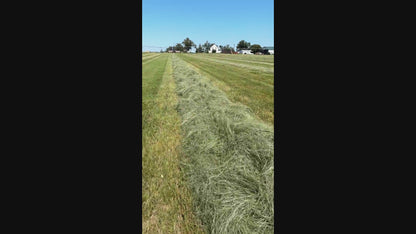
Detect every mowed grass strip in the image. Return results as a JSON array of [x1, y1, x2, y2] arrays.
[[142, 53, 161, 63], [142, 54, 204, 234], [180, 54, 274, 87], [184, 54, 273, 73], [142, 53, 158, 60], [207, 53, 274, 63], [143, 52, 160, 58], [209, 56, 273, 68], [178, 53, 274, 125], [198, 53, 274, 67], [142, 54, 167, 102], [172, 54, 274, 233], [143, 55, 162, 65]]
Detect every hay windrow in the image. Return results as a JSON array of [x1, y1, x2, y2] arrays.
[[172, 54, 274, 233]]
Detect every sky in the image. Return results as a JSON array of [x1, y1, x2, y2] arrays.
[[142, 0, 274, 52]]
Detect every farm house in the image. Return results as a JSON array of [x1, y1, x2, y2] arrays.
[[263, 46, 274, 55], [237, 49, 253, 54], [209, 44, 222, 53]]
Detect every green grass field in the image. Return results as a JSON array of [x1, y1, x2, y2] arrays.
[[178, 53, 274, 124], [142, 53, 204, 233], [142, 53, 274, 233]]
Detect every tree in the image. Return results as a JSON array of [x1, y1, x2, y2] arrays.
[[221, 44, 235, 54], [250, 44, 263, 54], [196, 44, 203, 53], [202, 41, 212, 53], [165, 46, 174, 52], [182, 37, 195, 52], [175, 43, 184, 52], [237, 40, 251, 50]]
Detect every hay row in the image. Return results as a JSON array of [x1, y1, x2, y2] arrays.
[[172, 54, 274, 233]]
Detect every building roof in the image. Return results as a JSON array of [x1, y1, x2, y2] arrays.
[[210, 44, 221, 50], [263, 46, 274, 50]]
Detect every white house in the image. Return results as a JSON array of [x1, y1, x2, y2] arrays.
[[209, 44, 222, 53], [263, 46, 274, 55], [237, 49, 252, 55]]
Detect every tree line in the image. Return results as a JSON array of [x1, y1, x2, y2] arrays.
[[163, 38, 269, 54]]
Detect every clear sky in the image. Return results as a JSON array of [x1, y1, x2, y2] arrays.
[[142, 0, 274, 52]]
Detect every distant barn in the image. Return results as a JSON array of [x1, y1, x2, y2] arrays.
[[209, 44, 222, 53], [237, 49, 253, 55], [263, 46, 274, 55]]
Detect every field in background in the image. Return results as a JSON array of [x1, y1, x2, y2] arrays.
[[178, 53, 274, 124], [200, 53, 274, 63], [142, 53, 274, 233]]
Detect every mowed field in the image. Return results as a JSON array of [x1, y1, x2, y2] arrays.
[[142, 53, 204, 233], [142, 53, 274, 233], [178, 53, 274, 124]]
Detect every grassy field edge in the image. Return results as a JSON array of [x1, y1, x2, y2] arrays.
[[142, 54, 204, 233]]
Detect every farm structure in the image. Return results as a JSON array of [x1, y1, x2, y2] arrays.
[[167, 50, 182, 53], [237, 49, 253, 54], [263, 46, 274, 55], [208, 44, 222, 53]]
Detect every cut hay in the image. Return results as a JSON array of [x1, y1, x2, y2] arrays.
[[172, 54, 274, 233]]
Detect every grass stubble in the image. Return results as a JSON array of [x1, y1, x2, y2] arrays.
[[142, 54, 204, 233]]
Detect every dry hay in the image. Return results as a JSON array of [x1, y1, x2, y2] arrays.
[[172, 55, 274, 233]]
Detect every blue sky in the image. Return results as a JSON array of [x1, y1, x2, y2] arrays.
[[142, 0, 274, 52]]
